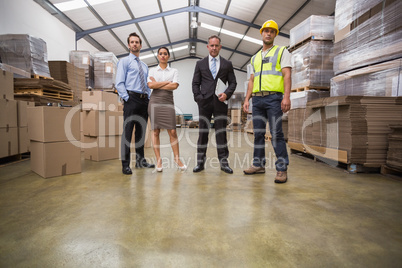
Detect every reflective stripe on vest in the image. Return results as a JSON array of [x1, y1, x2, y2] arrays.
[[251, 45, 285, 94]]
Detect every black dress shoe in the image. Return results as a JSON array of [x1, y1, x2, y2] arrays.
[[135, 162, 155, 168], [122, 166, 132, 175], [193, 164, 205, 173], [221, 165, 233, 174]]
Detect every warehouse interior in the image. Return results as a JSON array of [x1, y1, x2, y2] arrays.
[[1, 0, 402, 267]]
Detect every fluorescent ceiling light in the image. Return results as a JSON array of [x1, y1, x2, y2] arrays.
[[140, 45, 189, 60], [54, 0, 114, 12], [200, 22, 262, 45], [54, 0, 86, 11]]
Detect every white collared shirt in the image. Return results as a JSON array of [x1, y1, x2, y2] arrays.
[[147, 64, 179, 84], [209, 55, 220, 74]]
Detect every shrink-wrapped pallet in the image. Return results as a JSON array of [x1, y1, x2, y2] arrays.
[[0, 34, 50, 77], [291, 40, 334, 89], [93, 52, 117, 89], [290, 15, 334, 48]]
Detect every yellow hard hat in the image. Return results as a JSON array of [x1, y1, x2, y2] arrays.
[[260, 20, 279, 34]]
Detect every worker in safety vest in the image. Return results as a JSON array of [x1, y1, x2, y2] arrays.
[[243, 20, 291, 183]]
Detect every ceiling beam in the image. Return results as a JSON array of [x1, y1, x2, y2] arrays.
[[279, 0, 312, 32], [76, 6, 290, 41], [82, 0, 128, 52]]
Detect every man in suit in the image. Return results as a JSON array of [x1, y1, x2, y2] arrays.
[[192, 35, 237, 174]]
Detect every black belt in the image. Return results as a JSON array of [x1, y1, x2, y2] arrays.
[[252, 91, 280, 97], [128, 91, 148, 99]]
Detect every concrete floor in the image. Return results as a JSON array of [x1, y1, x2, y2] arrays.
[[0, 129, 401, 267]]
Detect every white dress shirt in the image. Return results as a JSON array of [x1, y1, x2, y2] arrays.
[[147, 64, 179, 84]]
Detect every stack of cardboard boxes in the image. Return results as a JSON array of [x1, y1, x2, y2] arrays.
[[0, 70, 35, 159], [28, 106, 81, 178], [82, 91, 123, 161], [0, 70, 18, 158]]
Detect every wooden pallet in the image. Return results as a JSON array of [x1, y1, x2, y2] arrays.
[[291, 86, 330, 92], [14, 88, 73, 101], [0, 153, 30, 166], [289, 141, 384, 173], [381, 165, 402, 179], [289, 141, 348, 164], [31, 74, 54, 80]]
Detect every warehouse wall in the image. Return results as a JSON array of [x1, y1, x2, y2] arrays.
[[0, 0, 98, 61], [171, 59, 247, 118]]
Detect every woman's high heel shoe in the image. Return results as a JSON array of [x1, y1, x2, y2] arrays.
[[155, 166, 163, 172], [175, 163, 187, 171]]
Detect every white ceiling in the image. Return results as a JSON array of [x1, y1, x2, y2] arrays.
[[34, 0, 336, 71]]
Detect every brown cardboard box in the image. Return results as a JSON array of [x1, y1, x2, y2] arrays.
[[231, 109, 241, 124], [82, 110, 123, 136], [0, 70, 14, 100], [82, 91, 118, 111], [28, 106, 80, 142], [0, 127, 18, 158], [30, 141, 81, 178], [18, 126, 29, 153], [83, 135, 120, 161], [0, 99, 17, 128], [17, 101, 35, 127]]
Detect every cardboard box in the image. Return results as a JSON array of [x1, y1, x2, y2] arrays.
[[231, 109, 241, 124], [18, 126, 29, 153], [30, 141, 81, 178], [0, 99, 17, 128], [28, 106, 80, 142], [0, 70, 14, 100], [83, 135, 120, 161], [82, 91, 118, 111], [82, 110, 123, 136], [0, 127, 18, 158], [17, 101, 35, 127]]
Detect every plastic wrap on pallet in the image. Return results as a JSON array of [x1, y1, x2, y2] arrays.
[[333, 0, 402, 75], [69, 50, 94, 88], [291, 40, 334, 89], [290, 90, 330, 109], [93, 51, 118, 89], [334, 0, 382, 33], [290, 15, 334, 48], [228, 92, 245, 109], [0, 34, 50, 77], [331, 58, 402, 97]]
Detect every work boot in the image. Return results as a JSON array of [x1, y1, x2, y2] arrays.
[[274, 171, 288, 183], [243, 165, 265, 175]]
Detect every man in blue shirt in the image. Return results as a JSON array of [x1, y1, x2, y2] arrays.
[[116, 32, 155, 175]]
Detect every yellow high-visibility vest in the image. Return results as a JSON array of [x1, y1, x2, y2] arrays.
[[251, 45, 286, 93]]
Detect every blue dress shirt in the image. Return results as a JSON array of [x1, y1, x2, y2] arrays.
[[115, 53, 151, 101]]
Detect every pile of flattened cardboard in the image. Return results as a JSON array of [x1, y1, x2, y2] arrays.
[[386, 125, 402, 171], [49, 60, 86, 105], [288, 96, 402, 167]]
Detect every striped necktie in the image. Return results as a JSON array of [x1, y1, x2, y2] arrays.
[[211, 58, 217, 79], [135, 57, 147, 93]]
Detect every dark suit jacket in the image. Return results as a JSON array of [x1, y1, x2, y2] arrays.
[[192, 56, 237, 102]]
